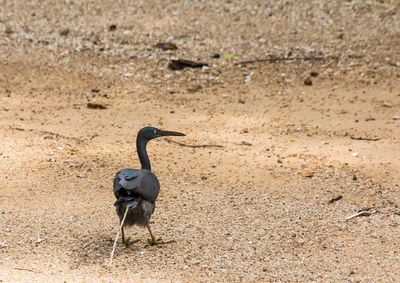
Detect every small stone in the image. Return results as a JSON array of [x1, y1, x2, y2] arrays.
[[304, 77, 312, 86], [301, 170, 313, 177], [109, 24, 117, 31], [5, 27, 13, 35], [392, 115, 400, 120], [383, 101, 392, 108], [60, 28, 70, 36], [77, 174, 84, 178]]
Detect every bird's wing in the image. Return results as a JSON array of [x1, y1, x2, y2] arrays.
[[113, 169, 160, 202], [113, 169, 140, 199]]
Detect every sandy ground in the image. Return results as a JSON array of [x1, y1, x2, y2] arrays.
[[1, 0, 400, 281]]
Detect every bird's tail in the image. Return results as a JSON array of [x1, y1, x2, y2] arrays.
[[114, 196, 138, 208]]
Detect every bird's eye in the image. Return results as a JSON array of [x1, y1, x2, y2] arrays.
[[154, 130, 157, 134]]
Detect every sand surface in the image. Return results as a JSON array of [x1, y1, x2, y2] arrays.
[[1, 1, 399, 281]]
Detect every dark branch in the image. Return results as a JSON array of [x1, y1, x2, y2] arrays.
[[8, 126, 84, 142], [350, 136, 380, 141], [165, 138, 223, 148], [235, 56, 338, 65]]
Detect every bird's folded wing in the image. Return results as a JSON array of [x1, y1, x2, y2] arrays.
[[113, 169, 140, 199], [117, 169, 139, 180], [113, 169, 160, 202]]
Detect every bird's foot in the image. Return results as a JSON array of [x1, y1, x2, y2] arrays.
[[147, 237, 163, 246], [122, 237, 139, 246]]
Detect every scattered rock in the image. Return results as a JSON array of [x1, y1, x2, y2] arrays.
[[91, 89, 100, 93], [328, 195, 343, 203], [392, 115, 400, 120], [188, 85, 202, 93], [304, 77, 312, 86], [168, 59, 208, 70], [310, 72, 319, 77], [241, 141, 252, 146], [353, 175, 357, 180], [5, 27, 13, 35], [109, 24, 117, 31], [211, 53, 220, 59], [59, 28, 70, 36], [87, 102, 107, 109], [152, 42, 178, 50], [37, 40, 50, 45], [238, 99, 246, 104], [301, 170, 313, 177], [382, 101, 392, 108]]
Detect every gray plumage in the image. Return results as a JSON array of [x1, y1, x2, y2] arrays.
[[113, 169, 159, 227], [112, 126, 185, 245]]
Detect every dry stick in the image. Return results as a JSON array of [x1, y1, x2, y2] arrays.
[[12, 267, 43, 273], [234, 56, 335, 65], [350, 136, 380, 141], [165, 138, 223, 148], [109, 206, 129, 266], [8, 126, 83, 142], [345, 211, 371, 220]]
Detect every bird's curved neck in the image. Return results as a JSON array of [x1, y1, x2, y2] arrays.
[[136, 136, 151, 171]]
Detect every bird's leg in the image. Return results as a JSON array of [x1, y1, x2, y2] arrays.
[[147, 224, 162, 246], [121, 222, 139, 246], [121, 225, 126, 245]]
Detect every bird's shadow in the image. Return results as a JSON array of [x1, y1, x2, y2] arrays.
[[69, 234, 176, 268]]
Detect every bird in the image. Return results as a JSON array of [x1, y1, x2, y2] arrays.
[[113, 126, 185, 246]]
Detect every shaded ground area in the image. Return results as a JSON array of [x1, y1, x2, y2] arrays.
[[0, 0, 399, 281]]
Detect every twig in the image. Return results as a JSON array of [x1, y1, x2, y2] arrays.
[[82, 240, 94, 249], [13, 267, 43, 273], [0, 265, 43, 274], [8, 126, 84, 142], [165, 138, 223, 148], [109, 206, 129, 266], [350, 136, 380, 141], [345, 211, 371, 220], [235, 56, 337, 66]]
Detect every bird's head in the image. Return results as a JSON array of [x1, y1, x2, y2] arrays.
[[138, 126, 185, 141]]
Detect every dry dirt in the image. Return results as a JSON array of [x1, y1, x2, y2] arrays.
[[1, 0, 400, 282]]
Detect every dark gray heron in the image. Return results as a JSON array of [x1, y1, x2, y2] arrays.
[[113, 126, 185, 246]]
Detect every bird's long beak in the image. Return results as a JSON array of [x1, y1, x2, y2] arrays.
[[160, 130, 186, 137]]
